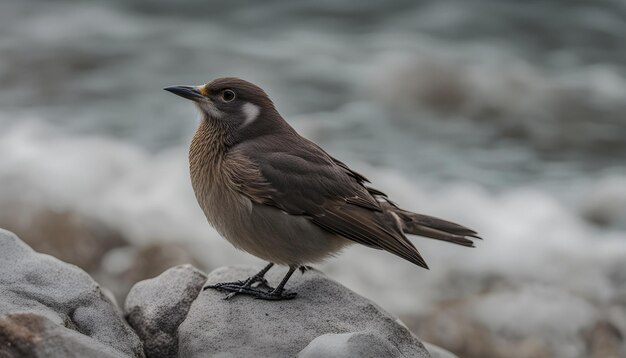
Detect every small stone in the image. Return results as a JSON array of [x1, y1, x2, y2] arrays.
[[422, 342, 458, 358], [125, 265, 207, 358]]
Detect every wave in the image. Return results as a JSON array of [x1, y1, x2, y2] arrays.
[[367, 50, 626, 158]]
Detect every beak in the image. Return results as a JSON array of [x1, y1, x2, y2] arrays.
[[163, 85, 204, 101]]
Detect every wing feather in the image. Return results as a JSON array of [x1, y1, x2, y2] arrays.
[[222, 137, 429, 268]]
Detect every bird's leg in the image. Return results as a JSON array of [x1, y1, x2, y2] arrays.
[[240, 262, 274, 287], [299, 265, 313, 274], [252, 265, 297, 300], [206, 265, 298, 301], [203, 263, 274, 294]]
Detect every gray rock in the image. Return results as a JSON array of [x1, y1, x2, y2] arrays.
[[0, 228, 144, 357], [125, 265, 207, 358], [178, 265, 430, 358], [297, 332, 402, 357], [422, 342, 458, 358], [0, 313, 125, 358]]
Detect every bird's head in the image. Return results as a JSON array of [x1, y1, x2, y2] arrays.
[[164, 77, 280, 134]]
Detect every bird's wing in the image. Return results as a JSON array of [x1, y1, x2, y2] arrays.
[[223, 136, 428, 268]]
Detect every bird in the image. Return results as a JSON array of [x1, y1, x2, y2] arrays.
[[164, 77, 479, 300]]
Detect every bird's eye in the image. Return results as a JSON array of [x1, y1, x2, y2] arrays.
[[221, 89, 236, 102]]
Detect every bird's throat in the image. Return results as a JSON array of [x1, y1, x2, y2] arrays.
[[189, 119, 229, 192]]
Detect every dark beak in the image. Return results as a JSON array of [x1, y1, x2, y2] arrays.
[[163, 85, 204, 101]]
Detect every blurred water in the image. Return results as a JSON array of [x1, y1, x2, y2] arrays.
[[2, 0, 625, 189], [1, 1, 626, 356]]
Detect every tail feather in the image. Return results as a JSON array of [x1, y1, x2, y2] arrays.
[[395, 210, 480, 247]]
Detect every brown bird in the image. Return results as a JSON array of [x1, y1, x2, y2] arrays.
[[164, 78, 479, 300]]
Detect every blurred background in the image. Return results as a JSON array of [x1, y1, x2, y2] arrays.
[[1, 1, 626, 357]]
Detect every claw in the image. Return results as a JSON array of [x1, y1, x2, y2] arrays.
[[203, 264, 298, 301], [207, 282, 297, 301], [203, 280, 245, 291]]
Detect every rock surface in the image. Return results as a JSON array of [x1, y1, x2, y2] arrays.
[[176, 266, 431, 358], [0, 228, 144, 357], [422, 342, 458, 358], [0, 227, 447, 358], [125, 265, 207, 358]]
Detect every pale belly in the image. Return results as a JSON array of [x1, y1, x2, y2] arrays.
[[197, 186, 351, 265]]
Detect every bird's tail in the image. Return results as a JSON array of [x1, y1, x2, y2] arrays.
[[393, 209, 480, 247]]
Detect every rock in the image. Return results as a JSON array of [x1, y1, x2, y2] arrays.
[[422, 342, 458, 358], [125, 265, 207, 358], [0, 228, 144, 357], [177, 265, 430, 358], [0, 203, 204, 307], [297, 330, 455, 358], [297, 331, 405, 357], [0, 313, 125, 358]]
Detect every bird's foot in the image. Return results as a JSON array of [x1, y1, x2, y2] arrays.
[[206, 282, 296, 301], [203, 274, 269, 292], [253, 287, 297, 301], [204, 264, 297, 301]]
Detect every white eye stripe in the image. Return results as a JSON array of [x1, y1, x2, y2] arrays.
[[241, 102, 260, 128]]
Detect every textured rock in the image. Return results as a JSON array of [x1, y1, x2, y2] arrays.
[[177, 265, 430, 358], [299, 335, 455, 358], [0, 228, 143, 357], [125, 265, 207, 358], [297, 331, 404, 357], [422, 342, 458, 358], [0, 313, 124, 358]]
